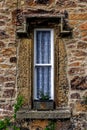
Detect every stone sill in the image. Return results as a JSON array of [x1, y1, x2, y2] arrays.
[[17, 108, 71, 119]]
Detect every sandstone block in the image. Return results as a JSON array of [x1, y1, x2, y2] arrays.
[[75, 100, 87, 112], [69, 21, 78, 27], [8, 42, 15, 47], [83, 92, 87, 98], [0, 30, 9, 39], [69, 13, 87, 20], [56, 0, 77, 7], [2, 48, 16, 56], [79, 0, 87, 2], [0, 69, 4, 75], [82, 37, 87, 41], [73, 50, 87, 57], [0, 21, 5, 26], [3, 89, 15, 98], [71, 76, 87, 90], [68, 68, 85, 75], [56, 120, 72, 130], [69, 62, 80, 67], [69, 57, 85, 62], [5, 82, 15, 88], [4, 76, 15, 82], [5, 69, 16, 76], [81, 31, 87, 37], [0, 64, 11, 69], [70, 93, 81, 99], [0, 57, 4, 62], [67, 44, 76, 49], [77, 41, 87, 49], [0, 41, 5, 48], [79, 22, 87, 31], [0, 76, 4, 83], [66, 39, 78, 45]]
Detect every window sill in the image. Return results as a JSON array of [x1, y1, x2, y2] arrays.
[[33, 100, 54, 110], [17, 107, 71, 119]]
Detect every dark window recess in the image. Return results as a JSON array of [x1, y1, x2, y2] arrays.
[[34, 0, 49, 4], [10, 57, 17, 63]]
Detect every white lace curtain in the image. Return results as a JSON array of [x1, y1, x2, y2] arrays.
[[35, 31, 51, 99]]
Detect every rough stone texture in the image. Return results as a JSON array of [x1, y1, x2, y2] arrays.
[[14, 119, 72, 130], [77, 41, 87, 49], [0, 0, 87, 129], [75, 100, 87, 112], [17, 23, 68, 108], [18, 39, 32, 108], [33, 100, 54, 110], [56, 0, 77, 7], [70, 93, 81, 99], [71, 76, 87, 90], [69, 13, 87, 20], [55, 38, 68, 107], [17, 109, 71, 119], [71, 114, 87, 130], [3, 89, 15, 98], [0, 0, 16, 119]]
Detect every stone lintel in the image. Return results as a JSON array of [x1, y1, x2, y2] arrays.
[[17, 108, 71, 119], [16, 15, 63, 36], [25, 14, 64, 18]]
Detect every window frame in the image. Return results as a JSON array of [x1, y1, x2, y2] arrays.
[[34, 28, 54, 100]]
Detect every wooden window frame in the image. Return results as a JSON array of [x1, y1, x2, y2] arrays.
[[34, 28, 54, 100]]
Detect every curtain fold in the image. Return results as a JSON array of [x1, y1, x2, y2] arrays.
[[36, 67, 51, 98], [36, 31, 51, 64]]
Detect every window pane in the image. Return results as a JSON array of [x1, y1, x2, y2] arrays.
[[36, 66, 51, 99], [36, 31, 51, 64]]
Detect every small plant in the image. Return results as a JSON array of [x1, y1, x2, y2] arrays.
[[0, 118, 10, 130], [39, 91, 50, 100], [44, 121, 56, 130], [0, 95, 24, 130], [14, 95, 24, 119]]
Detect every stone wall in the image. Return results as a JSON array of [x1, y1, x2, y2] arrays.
[[0, 0, 17, 119], [0, 0, 87, 129]]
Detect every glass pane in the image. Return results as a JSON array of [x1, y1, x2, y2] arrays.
[[36, 66, 51, 99], [36, 31, 51, 64]]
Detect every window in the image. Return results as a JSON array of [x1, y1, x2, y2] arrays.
[[34, 0, 49, 4], [34, 29, 54, 100]]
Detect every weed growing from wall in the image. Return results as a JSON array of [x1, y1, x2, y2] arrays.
[[0, 95, 24, 130], [44, 121, 56, 130]]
